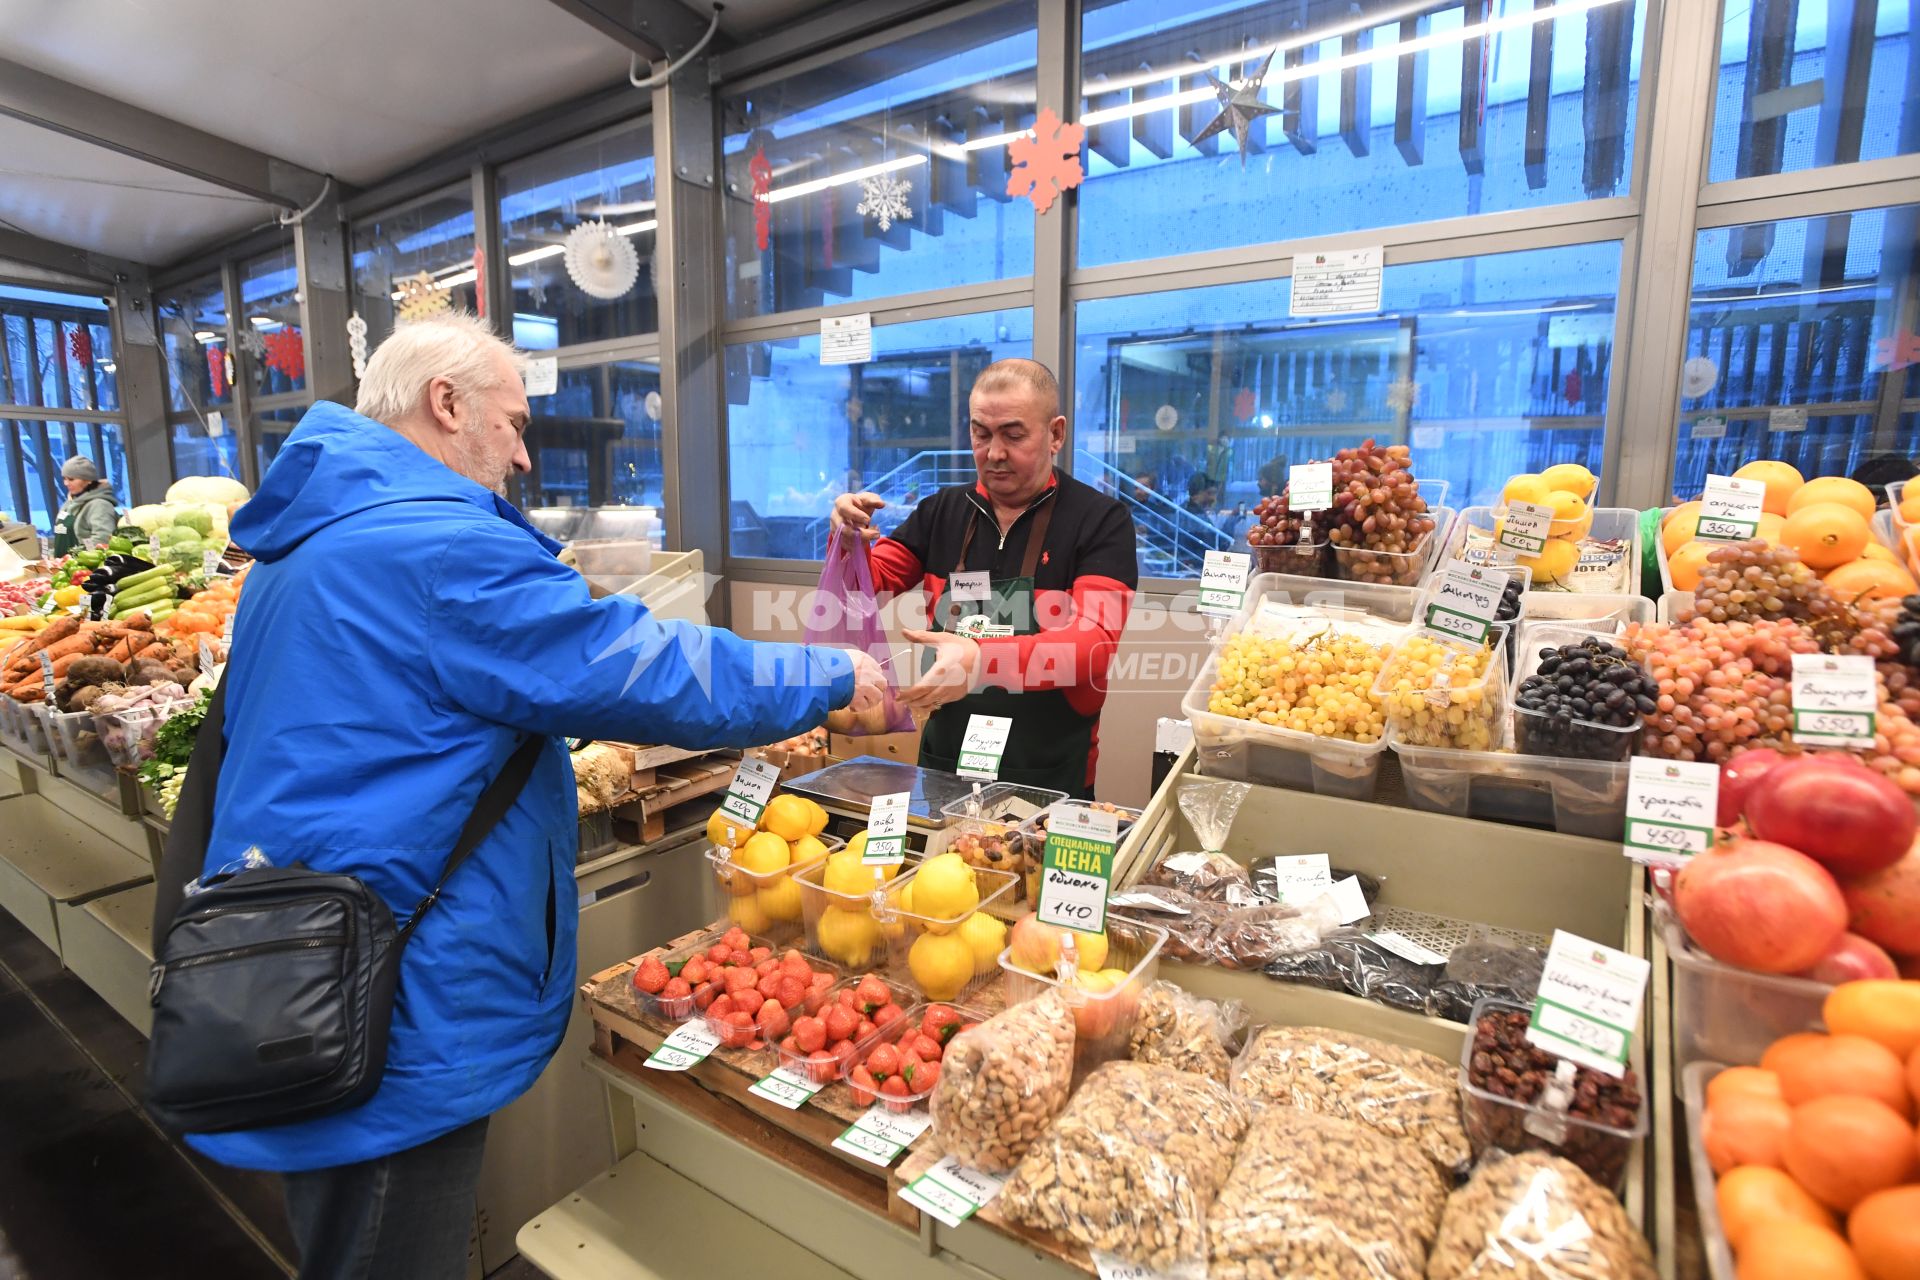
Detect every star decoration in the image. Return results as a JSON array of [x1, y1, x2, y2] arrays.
[[856, 172, 913, 233], [1192, 50, 1287, 167]]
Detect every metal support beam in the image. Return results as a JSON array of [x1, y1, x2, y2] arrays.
[[0, 57, 328, 208], [546, 0, 724, 61], [110, 281, 174, 503], [293, 191, 354, 406], [0, 228, 145, 285], [222, 259, 260, 493], [471, 163, 511, 338], [1033, 0, 1077, 453]]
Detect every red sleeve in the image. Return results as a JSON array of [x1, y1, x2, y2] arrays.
[[868, 536, 923, 595], [971, 575, 1134, 717]]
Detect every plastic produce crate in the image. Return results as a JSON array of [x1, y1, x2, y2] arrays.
[[1681, 1062, 1736, 1280], [1329, 504, 1455, 588], [631, 928, 842, 1023], [1246, 480, 1449, 582], [1373, 627, 1510, 753], [1660, 903, 1827, 1068], [703, 834, 844, 948], [93, 702, 183, 769], [1014, 801, 1143, 903], [793, 855, 908, 972], [47, 706, 117, 794], [846, 1001, 990, 1113], [998, 918, 1168, 1070], [1448, 505, 1642, 598], [1510, 624, 1644, 763], [873, 864, 1019, 1002], [937, 783, 1067, 900], [764, 975, 920, 1083]]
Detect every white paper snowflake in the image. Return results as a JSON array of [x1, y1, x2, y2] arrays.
[[856, 173, 913, 233], [563, 220, 640, 300], [1323, 387, 1349, 414], [1386, 378, 1420, 413]]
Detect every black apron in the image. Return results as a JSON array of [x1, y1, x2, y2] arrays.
[[916, 498, 1096, 800]]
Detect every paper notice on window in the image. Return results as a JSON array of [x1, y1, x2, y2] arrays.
[[523, 356, 558, 397], [1290, 248, 1383, 317], [821, 313, 873, 366]]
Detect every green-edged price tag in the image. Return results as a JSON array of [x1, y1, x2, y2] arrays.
[[1791, 653, 1876, 748], [1036, 803, 1120, 934], [832, 1106, 932, 1167], [1696, 474, 1765, 542], [1197, 550, 1251, 619], [644, 1022, 721, 1072], [718, 756, 781, 827], [1422, 560, 1503, 646], [1622, 756, 1718, 867], [749, 1065, 824, 1109], [1527, 930, 1650, 1078], [863, 791, 910, 865], [898, 1154, 1007, 1227], [1497, 501, 1552, 559], [956, 714, 1011, 781], [1288, 462, 1333, 513]]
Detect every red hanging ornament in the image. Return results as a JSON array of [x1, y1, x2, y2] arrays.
[[207, 346, 226, 397], [68, 327, 93, 366], [1232, 388, 1256, 421], [264, 327, 305, 382], [1563, 368, 1582, 406], [1006, 108, 1086, 215], [471, 247, 487, 319], [749, 147, 773, 253]]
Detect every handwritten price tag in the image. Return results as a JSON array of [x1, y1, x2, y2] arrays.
[[1288, 462, 1333, 513], [1497, 501, 1553, 559], [956, 714, 1012, 780], [899, 1155, 1007, 1227], [1696, 475, 1765, 542], [1423, 560, 1504, 645], [1792, 653, 1876, 748], [719, 756, 781, 826], [831, 1106, 932, 1166], [1527, 930, 1649, 1078], [863, 791, 910, 865], [748, 1065, 824, 1109], [1197, 551, 1251, 619], [1622, 756, 1719, 867], [644, 1022, 721, 1072]]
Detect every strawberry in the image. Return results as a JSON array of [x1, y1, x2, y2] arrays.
[[849, 1065, 879, 1107], [810, 971, 835, 990], [661, 976, 692, 1001], [804, 1050, 838, 1084], [709, 993, 735, 1019], [727, 947, 753, 968], [722, 1010, 755, 1048], [721, 927, 751, 950], [872, 1004, 904, 1029], [774, 975, 807, 1010], [755, 958, 780, 977], [921, 1005, 963, 1045], [707, 943, 732, 964], [911, 1033, 943, 1063], [856, 1019, 876, 1042], [632, 957, 670, 994], [693, 983, 718, 1011], [749, 946, 771, 963], [733, 989, 765, 1017], [910, 1059, 940, 1094], [831, 1040, 858, 1075], [837, 989, 860, 1010], [723, 967, 759, 993], [756, 1000, 790, 1041], [824, 1004, 858, 1045], [792, 1015, 826, 1053], [854, 974, 893, 1014], [866, 1043, 901, 1081], [757, 973, 782, 1000], [681, 958, 710, 986], [781, 950, 813, 977], [880, 1075, 908, 1100]]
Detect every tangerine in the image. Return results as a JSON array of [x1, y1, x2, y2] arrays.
[[1791, 476, 1879, 522], [1850, 1185, 1920, 1280], [1758, 512, 1788, 545], [1827, 559, 1919, 604], [1783, 1095, 1917, 1211], [1864, 542, 1900, 564], [1705, 1093, 1793, 1173], [1737, 1220, 1867, 1280], [1764, 1032, 1833, 1076], [1774, 1033, 1912, 1118], [1827, 982, 1920, 1060], [1736, 459, 1807, 516], [1709, 1066, 1784, 1109], [1782, 502, 1873, 570], [1717, 1165, 1838, 1252]]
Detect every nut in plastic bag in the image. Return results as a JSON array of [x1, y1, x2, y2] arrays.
[[1428, 1152, 1655, 1280], [930, 989, 1075, 1173], [1230, 1026, 1471, 1174], [1000, 1061, 1251, 1270], [1207, 1108, 1447, 1280], [1127, 981, 1245, 1082]]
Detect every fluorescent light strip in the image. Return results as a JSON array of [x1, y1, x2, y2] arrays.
[[764, 155, 926, 205]]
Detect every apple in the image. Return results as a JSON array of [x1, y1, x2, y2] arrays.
[[1718, 747, 1788, 828], [1795, 932, 1900, 984], [1746, 755, 1917, 878], [1008, 915, 1108, 975]]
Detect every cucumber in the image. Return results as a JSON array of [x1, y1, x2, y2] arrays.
[[147, 605, 176, 622], [114, 578, 173, 606], [112, 584, 174, 615], [114, 566, 170, 593]]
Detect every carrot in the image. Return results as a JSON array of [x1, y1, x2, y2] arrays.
[[13, 685, 44, 703], [108, 635, 138, 663], [37, 635, 93, 664], [49, 652, 87, 678]]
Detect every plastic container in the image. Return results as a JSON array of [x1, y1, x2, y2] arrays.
[[1515, 591, 1654, 633], [1236, 571, 1422, 625], [998, 917, 1169, 1070], [1014, 801, 1144, 902], [939, 783, 1068, 896], [629, 927, 840, 1023], [766, 975, 919, 1082], [873, 864, 1020, 1002], [577, 809, 616, 860], [1510, 623, 1648, 763], [1449, 505, 1642, 597], [1373, 627, 1509, 752], [1251, 534, 1331, 579], [0, 696, 23, 748], [847, 1001, 991, 1113], [1660, 902, 1827, 1068], [18, 701, 51, 756], [793, 855, 908, 972], [704, 834, 845, 948], [1390, 730, 1633, 839], [93, 702, 183, 769], [47, 705, 117, 792], [1682, 1062, 1737, 1280], [571, 538, 654, 593], [1457, 997, 1648, 1194], [1329, 504, 1455, 587]]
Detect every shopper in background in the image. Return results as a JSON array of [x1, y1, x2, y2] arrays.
[[831, 358, 1139, 798], [1183, 473, 1220, 517], [50, 454, 118, 555], [186, 314, 883, 1280]]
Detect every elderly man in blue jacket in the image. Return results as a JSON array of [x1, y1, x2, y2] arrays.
[[189, 314, 884, 1280]]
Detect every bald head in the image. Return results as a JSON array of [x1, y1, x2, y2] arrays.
[[972, 358, 1060, 421], [967, 358, 1066, 510]]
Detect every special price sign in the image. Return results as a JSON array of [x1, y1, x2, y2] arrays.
[[1791, 653, 1876, 748], [1622, 756, 1719, 867], [1037, 803, 1121, 934]]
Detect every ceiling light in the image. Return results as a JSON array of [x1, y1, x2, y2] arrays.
[[764, 155, 925, 205], [249, 315, 276, 328], [193, 330, 217, 341]]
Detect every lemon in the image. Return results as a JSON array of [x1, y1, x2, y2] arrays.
[[908, 931, 975, 1000], [707, 810, 752, 849], [878, 879, 916, 939], [737, 831, 792, 876], [909, 853, 980, 931], [1539, 462, 1597, 499], [762, 794, 813, 842], [728, 894, 772, 934], [817, 905, 881, 968], [789, 834, 831, 868], [823, 849, 880, 896], [1543, 489, 1591, 540], [956, 911, 1007, 973], [1519, 535, 1580, 585], [802, 798, 829, 836], [844, 831, 868, 860], [1501, 473, 1551, 508], [758, 874, 803, 923]]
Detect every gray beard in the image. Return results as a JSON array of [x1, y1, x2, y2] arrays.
[[452, 423, 507, 496]]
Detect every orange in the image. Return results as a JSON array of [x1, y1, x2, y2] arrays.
[[1765, 1032, 1834, 1075], [1783, 1096, 1917, 1211], [1710, 1066, 1785, 1109], [1901, 493, 1920, 527], [1718, 1166, 1839, 1252], [1664, 503, 1703, 555], [1865, 542, 1900, 564], [1775, 1034, 1913, 1118], [1827, 559, 1919, 604], [1663, 499, 1700, 528], [1851, 1185, 1920, 1280], [1782, 503, 1874, 570], [1706, 1093, 1793, 1173], [1791, 475, 1879, 522], [1758, 512, 1788, 545], [1737, 459, 1808, 516], [1670, 540, 1716, 592], [1826, 983, 1920, 1060], [1737, 1221, 1868, 1280]]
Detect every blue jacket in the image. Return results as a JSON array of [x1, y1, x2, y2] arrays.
[[187, 401, 853, 1172]]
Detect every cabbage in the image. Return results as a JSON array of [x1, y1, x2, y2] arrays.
[[165, 476, 250, 506], [172, 508, 213, 536], [126, 504, 171, 536]]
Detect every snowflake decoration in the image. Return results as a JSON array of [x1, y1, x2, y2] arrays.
[[346, 313, 369, 380], [1006, 108, 1085, 215], [396, 270, 451, 322], [1323, 387, 1349, 414], [563, 220, 640, 300], [856, 172, 913, 233], [1386, 378, 1420, 413], [234, 325, 266, 360], [263, 327, 305, 382]]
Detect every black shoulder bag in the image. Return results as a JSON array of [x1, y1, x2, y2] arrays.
[[144, 677, 544, 1135]]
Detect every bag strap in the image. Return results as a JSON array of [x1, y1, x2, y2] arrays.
[[397, 732, 544, 938]]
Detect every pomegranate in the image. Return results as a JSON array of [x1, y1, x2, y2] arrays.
[[1718, 747, 1789, 827], [1746, 755, 1917, 878], [1843, 832, 1920, 955], [1674, 838, 1847, 974], [1796, 932, 1900, 983]]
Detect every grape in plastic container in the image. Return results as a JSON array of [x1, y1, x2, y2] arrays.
[[1330, 503, 1455, 588], [1510, 623, 1649, 762], [703, 833, 843, 946], [998, 917, 1169, 1069], [1372, 626, 1509, 752], [766, 974, 919, 1083], [873, 863, 1019, 1002]]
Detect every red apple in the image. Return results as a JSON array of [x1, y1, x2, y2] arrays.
[[1795, 932, 1900, 984], [1673, 838, 1847, 974], [1718, 747, 1789, 827], [1746, 755, 1917, 878], [1842, 832, 1920, 955]]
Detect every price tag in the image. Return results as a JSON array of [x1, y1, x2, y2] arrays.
[[1527, 930, 1650, 1078], [1324, 875, 1372, 925], [749, 1064, 824, 1109], [863, 791, 911, 865], [1696, 474, 1765, 542], [1037, 803, 1120, 934], [820, 313, 873, 366], [1422, 560, 1504, 645], [1197, 550, 1251, 618], [1263, 853, 1333, 904], [950, 571, 990, 603], [644, 1022, 721, 1072], [197, 637, 217, 676], [1691, 415, 1728, 441], [956, 714, 1012, 780], [718, 756, 781, 827], [831, 1106, 933, 1167], [898, 1154, 1007, 1228], [201, 549, 220, 577], [1623, 756, 1718, 867], [1497, 501, 1553, 559], [1768, 406, 1808, 433], [522, 356, 559, 397], [1288, 462, 1333, 513], [147, 534, 161, 564], [1365, 930, 1448, 966], [1792, 653, 1877, 748], [39, 652, 56, 701], [1091, 1252, 1206, 1280]]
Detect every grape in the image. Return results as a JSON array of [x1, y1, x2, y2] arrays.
[[1208, 628, 1389, 743], [1380, 634, 1500, 750], [1680, 541, 1834, 626], [1245, 440, 1435, 583], [1621, 618, 1818, 762], [1513, 637, 1659, 760]]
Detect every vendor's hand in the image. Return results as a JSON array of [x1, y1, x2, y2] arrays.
[[846, 649, 887, 714], [900, 628, 979, 712], [831, 492, 886, 543]]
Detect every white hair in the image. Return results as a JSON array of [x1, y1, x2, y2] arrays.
[[353, 313, 524, 426]]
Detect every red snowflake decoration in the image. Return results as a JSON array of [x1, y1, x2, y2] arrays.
[[263, 327, 305, 382], [1876, 332, 1920, 372], [472, 247, 487, 319], [68, 327, 92, 366], [1563, 368, 1583, 406], [1233, 388, 1256, 421], [749, 147, 773, 253], [1006, 108, 1085, 215], [206, 346, 226, 397]]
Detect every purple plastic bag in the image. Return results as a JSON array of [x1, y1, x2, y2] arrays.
[[806, 536, 913, 734]]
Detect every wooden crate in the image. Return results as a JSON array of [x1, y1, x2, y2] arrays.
[[609, 758, 736, 845]]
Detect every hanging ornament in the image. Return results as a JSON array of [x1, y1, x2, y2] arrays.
[[563, 220, 640, 300], [396, 270, 452, 323], [1154, 404, 1179, 432], [1232, 388, 1256, 421], [235, 325, 267, 360], [346, 313, 369, 380], [1386, 378, 1421, 413], [68, 328, 92, 366], [1563, 367, 1583, 407], [206, 346, 226, 398], [1872, 333, 1920, 373], [1192, 50, 1286, 166], [1006, 108, 1085, 215], [856, 172, 913, 234], [749, 146, 774, 253], [263, 327, 305, 382], [471, 247, 487, 319], [224, 351, 236, 389], [643, 390, 662, 422], [1323, 387, 1350, 414]]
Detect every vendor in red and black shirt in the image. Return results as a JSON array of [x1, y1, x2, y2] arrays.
[[831, 359, 1138, 799]]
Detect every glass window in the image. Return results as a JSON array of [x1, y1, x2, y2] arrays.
[[499, 121, 658, 348], [253, 405, 308, 478], [1707, 0, 1919, 183], [37, 421, 130, 503], [0, 285, 117, 412], [725, 308, 1033, 559], [158, 274, 233, 414], [1075, 240, 1622, 576], [1676, 203, 1920, 499], [718, 3, 1038, 321], [1078, 0, 1645, 269], [169, 414, 244, 485], [523, 360, 665, 510], [238, 242, 307, 398], [11, 421, 60, 531], [350, 187, 480, 348]]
